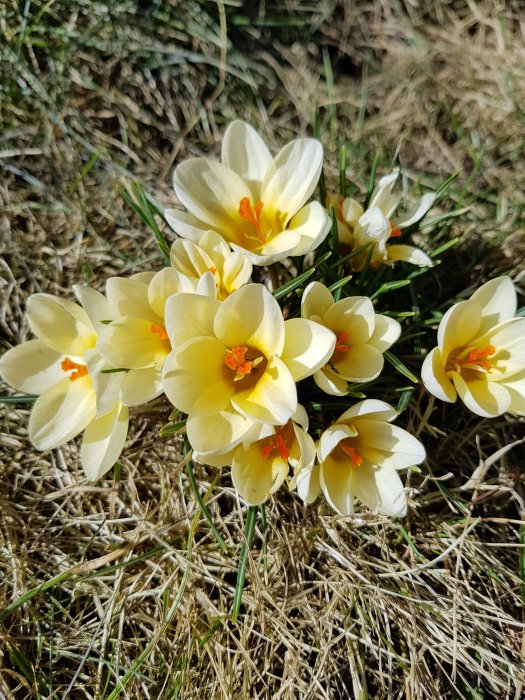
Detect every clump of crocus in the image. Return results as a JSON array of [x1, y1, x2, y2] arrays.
[[421, 276, 525, 417], [328, 170, 435, 271], [166, 120, 331, 265], [295, 400, 426, 517]]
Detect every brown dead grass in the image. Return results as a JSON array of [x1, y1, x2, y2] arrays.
[[1, 1, 524, 698]]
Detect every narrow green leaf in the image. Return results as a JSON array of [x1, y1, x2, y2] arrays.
[[0, 394, 37, 404], [339, 144, 347, 197], [327, 274, 353, 295], [329, 203, 339, 259], [100, 367, 128, 374], [272, 251, 331, 300], [159, 420, 187, 438], [231, 506, 258, 623], [186, 460, 227, 551], [119, 181, 171, 263], [370, 279, 411, 300], [430, 237, 459, 257], [384, 351, 419, 383], [363, 153, 380, 209]]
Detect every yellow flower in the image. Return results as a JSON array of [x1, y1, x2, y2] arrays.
[[162, 283, 336, 428], [329, 171, 435, 271], [301, 282, 401, 395], [166, 120, 331, 265], [0, 287, 128, 480], [97, 268, 198, 405], [421, 277, 525, 417], [170, 230, 252, 300], [295, 400, 426, 517]]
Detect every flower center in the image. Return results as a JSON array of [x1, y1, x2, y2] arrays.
[[224, 345, 264, 382], [261, 433, 290, 461], [151, 323, 169, 342], [389, 221, 401, 239], [448, 344, 496, 373], [334, 331, 350, 353], [61, 357, 88, 381], [340, 441, 363, 467], [238, 197, 265, 243]]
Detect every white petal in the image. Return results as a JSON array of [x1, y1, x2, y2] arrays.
[[319, 453, 354, 516], [170, 236, 214, 278], [81, 404, 128, 480], [221, 120, 272, 181], [323, 296, 376, 345], [341, 198, 363, 228], [338, 399, 398, 424], [368, 315, 401, 353], [452, 374, 511, 417], [232, 357, 297, 425], [192, 448, 236, 468], [296, 462, 321, 504], [148, 268, 196, 318], [27, 294, 96, 356], [356, 207, 390, 241], [164, 293, 220, 348], [352, 463, 407, 517], [73, 285, 113, 334], [313, 367, 348, 396], [106, 277, 158, 323], [165, 209, 213, 242], [261, 138, 323, 219], [29, 377, 96, 450], [282, 318, 336, 382], [437, 299, 481, 363], [369, 172, 400, 216], [387, 244, 434, 267], [318, 423, 358, 462], [232, 441, 288, 505], [355, 419, 426, 469], [398, 192, 436, 228], [221, 252, 253, 295], [173, 158, 251, 232], [286, 202, 331, 256], [0, 340, 63, 394], [85, 348, 124, 417], [301, 281, 334, 321], [470, 276, 517, 335], [421, 347, 457, 403], [186, 408, 257, 455], [121, 367, 164, 406]]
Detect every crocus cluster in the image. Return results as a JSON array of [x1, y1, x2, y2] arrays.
[[1, 120, 522, 520]]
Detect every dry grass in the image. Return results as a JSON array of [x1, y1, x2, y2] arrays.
[[1, 1, 524, 698]]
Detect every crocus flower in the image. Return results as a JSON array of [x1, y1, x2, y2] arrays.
[[97, 268, 199, 405], [162, 283, 336, 433], [421, 276, 525, 417], [166, 120, 331, 265], [0, 287, 128, 480], [170, 230, 252, 300], [295, 400, 426, 517], [329, 171, 435, 271], [301, 282, 401, 395]]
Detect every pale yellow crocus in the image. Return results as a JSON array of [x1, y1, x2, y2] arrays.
[[0, 287, 128, 480], [295, 400, 426, 517], [162, 283, 336, 430], [421, 276, 525, 417], [329, 171, 435, 271], [166, 120, 331, 265], [301, 282, 401, 395]]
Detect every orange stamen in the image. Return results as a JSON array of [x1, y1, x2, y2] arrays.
[[389, 221, 401, 238], [238, 197, 265, 242], [61, 357, 88, 381], [457, 344, 496, 371], [340, 442, 363, 467], [335, 331, 350, 353], [261, 434, 290, 461], [151, 324, 169, 342], [224, 346, 263, 382], [208, 265, 217, 275]]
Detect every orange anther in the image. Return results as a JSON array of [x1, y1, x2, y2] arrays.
[[389, 222, 401, 238], [261, 434, 290, 461], [335, 331, 350, 353], [224, 346, 263, 381], [238, 197, 265, 242], [151, 324, 169, 342], [340, 442, 363, 467], [457, 344, 496, 371], [61, 357, 88, 381], [208, 265, 217, 275]]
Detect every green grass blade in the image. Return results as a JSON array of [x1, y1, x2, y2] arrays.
[[272, 251, 331, 300], [384, 351, 419, 383], [231, 505, 258, 623], [186, 459, 227, 551]]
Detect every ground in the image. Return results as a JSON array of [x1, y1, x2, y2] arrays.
[[0, 1, 524, 698]]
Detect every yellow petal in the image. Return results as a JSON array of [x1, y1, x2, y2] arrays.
[[470, 276, 517, 336], [121, 367, 163, 406], [162, 337, 233, 416], [452, 373, 511, 417], [165, 209, 213, 242], [333, 344, 384, 382], [319, 452, 355, 515], [318, 423, 358, 462], [85, 348, 124, 417], [164, 293, 220, 347], [323, 296, 375, 344], [106, 277, 158, 323], [368, 315, 401, 353], [351, 462, 407, 517], [170, 237, 214, 279], [421, 347, 457, 403], [313, 367, 348, 396], [215, 284, 285, 358], [282, 318, 336, 381], [0, 339, 63, 394], [73, 285, 113, 334], [232, 439, 289, 505], [29, 376, 96, 450], [27, 294, 96, 356], [186, 408, 257, 455], [81, 404, 128, 480], [232, 357, 296, 425], [148, 268, 196, 318], [296, 462, 321, 504], [437, 299, 481, 362], [387, 245, 434, 267], [221, 120, 272, 181], [98, 317, 169, 369], [355, 419, 426, 469], [338, 399, 398, 424], [301, 282, 334, 321], [286, 202, 331, 256]]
